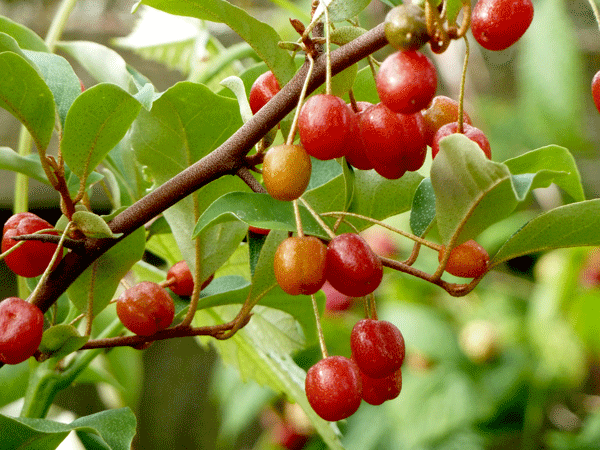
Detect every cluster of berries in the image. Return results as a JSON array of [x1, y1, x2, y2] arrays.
[[306, 318, 405, 421]]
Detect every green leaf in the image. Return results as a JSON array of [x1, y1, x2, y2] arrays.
[[193, 192, 330, 239], [0, 32, 26, 55], [62, 83, 142, 184], [140, 0, 296, 84], [39, 324, 89, 360], [312, 0, 371, 22], [131, 81, 247, 275], [431, 134, 579, 245], [57, 41, 135, 92], [503, 145, 584, 202], [72, 211, 122, 239], [22, 50, 81, 128], [195, 304, 343, 449], [346, 169, 423, 230], [113, 6, 208, 76], [0, 51, 55, 153], [0, 16, 47, 51], [67, 226, 146, 316], [410, 177, 436, 237], [0, 408, 136, 450], [0, 147, 48, 184], [0, 361, 29, 408], [492, 199, 600, 265]]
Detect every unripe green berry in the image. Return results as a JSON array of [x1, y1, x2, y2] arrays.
[[384, 4, 429, 51]]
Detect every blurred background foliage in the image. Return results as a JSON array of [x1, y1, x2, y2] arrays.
[[1, 0, 600, 449]]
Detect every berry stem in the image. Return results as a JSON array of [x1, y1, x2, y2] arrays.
[[28, 223, 72, 305], [368, 293, 378, 320], [85, 262, 98, 336], [286, 53, 315, 145], [311, 294, 328, 359], [348, 89, 359, 113], [324, 5, 332, 96], [298, 198, 337, 239], [293, 199, 305, 237], [321, 211, 442, 251], [457, 36, 470, 134], [181, 194, 203, 328]]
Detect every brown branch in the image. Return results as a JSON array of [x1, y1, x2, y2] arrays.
[[29, 23, 388, 315]]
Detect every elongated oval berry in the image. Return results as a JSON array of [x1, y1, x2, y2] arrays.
[[262, 144, 312, 202], [249, 71, 280, 114], [274, 236, 327, 296], [116, 282, 174, 336], [298, 94, 353, 160], [439, 240, 490, 278], [0, 297, 44, 365], [2, 212, 61, 278], [376, 50, 437, 114], [471, 0, 534, 51], [431, 122, 491, 160], [351, 319, 405, 378], [360, 368, 402, 405], [305, 356, 362, 421], [326, 234, 383, 297]]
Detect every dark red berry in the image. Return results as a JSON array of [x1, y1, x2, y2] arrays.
[[376, 50, 437, 114], [274, 236, 327, 296], [0, 297, 44, 365], [358, 103, 426, 179], [326, 234, 383, 297], [345, 101, 374, 170], [166, 260, 194, 297], [305, 356, 362, 421], [298, 94, 353, 160], [351, 319, 405, 378], [116, 281, 174, 336], [249, 71, 280, 114], [2, 212, 61, 278], [431, 122, 492, 160], [439, 239, 490, 279], [421, 95, 472, 146], [471, 0, 534, 51], [360, 368, 402, 405], [592, 71, 600, 114]]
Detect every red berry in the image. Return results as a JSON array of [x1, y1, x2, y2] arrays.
[[345, 101, 374, 171], [249, 71, 280, 114], [166, 260, 194, 297], [431, 122, 492, 160], [2, 212, 61, 278], [326, 234, 383, 297], [116, 282, 174, 336], [305, 356, 362, 421], [249, 226, 270, 235], [298, 94, 353, 160], [360, 368, 402, 405], [274, 236, 327, 296], [358, 103, 426, 179], [376, 50, 437, 114], [322, 280, 353, 313], [351, 319, 405, 378], [0, 297, 44, 365], [592, 71, 600, 115], [262, 144, 312, 202], [471, 0, 534, 51], [421, 95, 472, 146], [439, 239, 490, 278]]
